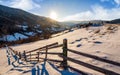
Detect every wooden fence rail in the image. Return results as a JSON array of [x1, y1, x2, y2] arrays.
[[68, 49, 120, 67], [27, 57, 62, 62], [6, 39, 120, 75], [60, 55, 120, 75], [26, 42, 59, 53], [25, 43, 62, 62], [37, 52, 62, 55]]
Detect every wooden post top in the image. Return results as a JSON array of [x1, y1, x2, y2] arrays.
[[63, 39, 67, 49], [63, 39, 67, 42]]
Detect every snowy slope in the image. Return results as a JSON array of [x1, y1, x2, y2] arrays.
[[0, 24, 120, 75]]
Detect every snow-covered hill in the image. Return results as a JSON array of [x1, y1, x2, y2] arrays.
[[0, 24, 120, 75]]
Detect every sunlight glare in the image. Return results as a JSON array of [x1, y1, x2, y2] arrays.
[[50, 11, 57, 20]]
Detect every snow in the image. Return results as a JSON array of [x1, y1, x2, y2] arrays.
[[25, 32, 36, 36], [51, 27, 57, 31], [0, 24, 120, 75], [16, 25, 28, 31], [3, 34, 17, 41], [34, 24, 41, 28], [2, 33, 28, 41], [36, 30, 42, 33], [14, 33, 28, 39]]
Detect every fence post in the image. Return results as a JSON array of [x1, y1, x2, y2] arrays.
[[30, 52, 31, 62], [8, 56, 11, 65], [24, 51, 27, 61], [19, 52, 21, 59], [16, 51, 18, 55], [62, 39, 68, 69], [37, 52, 39, 62], [6, 45, 11, 65], [45, 46, 48, 61], [18, 52, 21, 64]]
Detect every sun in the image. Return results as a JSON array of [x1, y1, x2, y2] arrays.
[[50, 11, 57, 20]]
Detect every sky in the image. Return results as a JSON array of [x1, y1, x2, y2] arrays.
[[0, 0, 120, 21]]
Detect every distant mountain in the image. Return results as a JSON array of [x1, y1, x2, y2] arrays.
[[110, 19, 120, 24], [60, 20, 104, 28], [60, 21, 82, 26], [0, 5, 65, 45]]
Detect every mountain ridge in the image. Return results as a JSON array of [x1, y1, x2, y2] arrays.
[[0, 5, 65, 46]]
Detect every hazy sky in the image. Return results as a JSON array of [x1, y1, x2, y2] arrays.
[[0, 0, 120, 21]]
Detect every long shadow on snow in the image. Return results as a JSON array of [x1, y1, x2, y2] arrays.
[[9, 52, 35, 74], [48, 62, 77, 75], [41, 61, 49, 75]]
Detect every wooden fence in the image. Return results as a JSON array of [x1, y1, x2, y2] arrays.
[[7, 39, 120, 75]]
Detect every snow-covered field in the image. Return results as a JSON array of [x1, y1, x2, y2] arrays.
[[0, 24, 120, 75]]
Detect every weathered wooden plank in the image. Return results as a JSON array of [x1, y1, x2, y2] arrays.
[[62, 39, 68, 69], [26, 54, 38, 57], [37, 52, 62, 55], [45, 46, 48, 61], [29, 57, 62, 62], [47, 59, 62, 62], [47, 42, 58, 48], [48, 44, 63, 49], [26, 42, 58, 53], [68, 49, 120, 67], [60, 55, 120, 75]]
